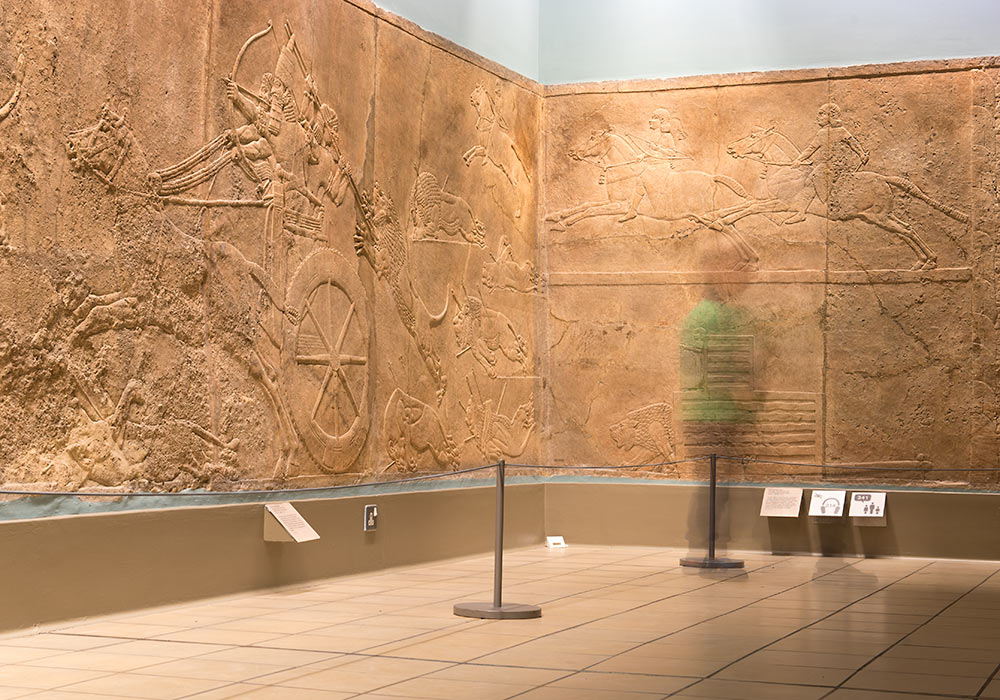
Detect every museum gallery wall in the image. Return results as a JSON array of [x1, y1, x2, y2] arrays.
[[0, 0, 995, 497]]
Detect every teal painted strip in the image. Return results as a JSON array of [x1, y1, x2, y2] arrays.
[[0, 475, 995, 522]]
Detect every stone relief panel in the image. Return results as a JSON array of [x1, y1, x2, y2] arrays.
[[0, 0, 540, 494], [368, 22, 539, 474], [542, 65, 998, 486], [1, 0, 997, 497]]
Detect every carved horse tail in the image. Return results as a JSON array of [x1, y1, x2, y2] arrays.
[[409, 279, 449, 328], [0, 53, 24, 122], [424, 284, 450, 327], [883, 175, 970, 224], [712, 174, 750, 199]]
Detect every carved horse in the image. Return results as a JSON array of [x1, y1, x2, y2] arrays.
[[65, 105, 303, 478], [545, 127, 759, 271], [462, 81, 530, 216], [725, 126, 970, 270]]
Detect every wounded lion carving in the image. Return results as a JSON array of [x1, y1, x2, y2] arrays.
[[609, 402, 677, 467], [410, 171, 485, 246], [384, 388, 460, 471]]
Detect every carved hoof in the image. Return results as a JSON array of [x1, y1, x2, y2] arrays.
[[913, 257, 938, 271]]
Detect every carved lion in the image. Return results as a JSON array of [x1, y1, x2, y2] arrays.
[[609, 402, 676, 462]]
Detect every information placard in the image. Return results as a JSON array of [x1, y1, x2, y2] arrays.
[[808, 490, 846, 517], [760, 488, 803, 517], [265, 502, 320, 542], [849, 492, 886, 518]]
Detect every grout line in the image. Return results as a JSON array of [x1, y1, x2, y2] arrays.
[[821, 564, 1000, 699], [672, 560, 938, 698], [498, 557, 805, 699]]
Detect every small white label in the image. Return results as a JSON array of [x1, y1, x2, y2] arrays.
[[760, 488, 803, 517], [265, 503, 320, 542], [849, 492, 887, 518], [546, 535, 567, 548], [808, 490, 846, 517]]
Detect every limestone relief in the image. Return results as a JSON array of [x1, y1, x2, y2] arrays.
[[462, 79, 530, 217], [354, 183, 449, 399], [57, 20, 376, 485], [383, 388, 459, 471], [452, 290, 529, 378], [0, 51, 24, 247], [482, 235, 537, 293], [609, 402, 677, 467], [724, 102, 969, 271], [545, 116, 758, 270], [460, 374, 534, 461], [409, 171, 485, 246]]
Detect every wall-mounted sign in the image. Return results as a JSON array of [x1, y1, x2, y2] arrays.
[[808, 490, 846, 517], [264, 502, 320, 543], [849, 492, 886, 518], [760, 488, 803, 517]]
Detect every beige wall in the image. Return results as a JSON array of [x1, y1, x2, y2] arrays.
[[0, 0, 541, 494], [0, 0, 998, 502], [539, 62, 1000, 488]]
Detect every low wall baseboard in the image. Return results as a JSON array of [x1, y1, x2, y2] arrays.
[[1, 480, 996, 633], [544, 482, 1000, 560], [0, 484, 545, 633]]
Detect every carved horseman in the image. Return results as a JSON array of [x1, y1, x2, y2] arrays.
[[786, 102, 869, 224]]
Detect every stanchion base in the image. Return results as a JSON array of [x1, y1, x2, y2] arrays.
[[453, 602, 542, 619], [680, 556, 745, 569]]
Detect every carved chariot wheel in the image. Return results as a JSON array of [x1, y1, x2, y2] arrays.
[[283, 248, 371, 473]]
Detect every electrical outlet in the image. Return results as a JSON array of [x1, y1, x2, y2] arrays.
[[363, 504, 378, 532]]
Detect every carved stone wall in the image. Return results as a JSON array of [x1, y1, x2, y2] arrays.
[[0, 0, 996, 497], [0, 0, 539, 493], [541, 62, 1000, 487]]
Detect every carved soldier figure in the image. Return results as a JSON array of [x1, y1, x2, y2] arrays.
[[619, 108, 690, 222], [224, 73, 280, 194], [786, 101, 869, 224]]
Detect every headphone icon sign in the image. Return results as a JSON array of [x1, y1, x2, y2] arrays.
[[820, 498, 840, 515]]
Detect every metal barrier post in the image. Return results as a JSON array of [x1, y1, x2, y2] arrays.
[[681, 453, 744, 569], [454, 459, 542, 619]]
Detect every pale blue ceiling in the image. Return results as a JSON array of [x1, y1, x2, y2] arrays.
[[374, 0, 1000, 84]]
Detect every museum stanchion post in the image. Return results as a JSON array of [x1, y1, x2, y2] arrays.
[[453, 459, 542, 619], [680, 453, 744, 569]]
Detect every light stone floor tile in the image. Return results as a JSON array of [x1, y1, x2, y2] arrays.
[[136, 657, 288, 681], [0, 689, 36, 699], [1, 546, 999, 698], [18, 649, 164, 673], [0, 665, 109, 689], [185, 686, 355, 700], [57, 672, 230, 698]]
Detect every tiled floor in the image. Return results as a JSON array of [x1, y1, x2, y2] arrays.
[[1, 546, 999, 699]]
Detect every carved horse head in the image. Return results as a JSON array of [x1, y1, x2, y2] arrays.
[[726, 126, 800, 166], [568, 128, 614, 164], [469, 80, 507, 132], [726, 126, 776, 162]]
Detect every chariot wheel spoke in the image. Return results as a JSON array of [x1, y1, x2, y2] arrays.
[[296, 354, 332, 365], [334, 302, 355, 354], [337, 367, 360, 416], [303, 297, 333, 353], [311, 366, 334, 421]]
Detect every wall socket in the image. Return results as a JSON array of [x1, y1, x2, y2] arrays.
[[363, 504, 378, 532]]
